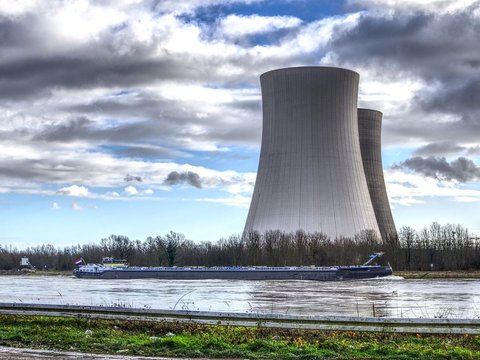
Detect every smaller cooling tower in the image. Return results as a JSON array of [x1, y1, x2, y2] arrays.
[[358, 108, 397, 241]]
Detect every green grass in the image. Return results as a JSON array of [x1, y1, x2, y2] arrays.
[[395, 271, 480, 279], [0, 315, 479, 359]]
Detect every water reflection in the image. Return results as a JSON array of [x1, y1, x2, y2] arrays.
[[0, 275, 479, 318]]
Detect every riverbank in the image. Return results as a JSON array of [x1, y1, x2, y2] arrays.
[[0, 315, 479, 359], [0, 270, 71, 276], [2, 269, 480, 279], [395, 271, 480, 279]]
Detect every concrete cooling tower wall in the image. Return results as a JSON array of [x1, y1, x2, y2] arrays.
[[358, 108, 397, 241], [244, 67, 381, 240]]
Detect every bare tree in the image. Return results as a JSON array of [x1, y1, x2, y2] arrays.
[[100, 235, 134, 261], [399, 226, 416, 270]]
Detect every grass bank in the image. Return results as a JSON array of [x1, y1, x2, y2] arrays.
[[0, 270, 72, 276], [0, 315, 479, 359], [395, 271, 480, 279]]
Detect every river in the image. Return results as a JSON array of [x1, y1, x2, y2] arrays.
[[1, 275, 478, 318]]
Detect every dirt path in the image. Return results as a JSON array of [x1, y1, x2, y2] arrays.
[[0, 346, 215, 360]]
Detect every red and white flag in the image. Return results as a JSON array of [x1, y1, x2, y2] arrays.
[[74, 258, 84, 265]]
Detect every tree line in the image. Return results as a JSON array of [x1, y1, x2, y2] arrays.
[[0, 223, 478, 271]]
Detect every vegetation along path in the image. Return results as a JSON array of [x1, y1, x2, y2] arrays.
[[0, 314, 479, 359], [1, 303, 480, 335]]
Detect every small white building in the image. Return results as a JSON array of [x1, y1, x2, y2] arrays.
[[19, 257, 35, 269]]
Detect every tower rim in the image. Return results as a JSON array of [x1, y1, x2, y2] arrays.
[[260, 66, 359, 79], [358, 108, 383, 116]]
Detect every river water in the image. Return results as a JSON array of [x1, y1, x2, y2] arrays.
[[1, 275, 478, 318]]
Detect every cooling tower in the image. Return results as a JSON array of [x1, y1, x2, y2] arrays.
[[245, 67, 380, 239], [358, 108, 397, 241]]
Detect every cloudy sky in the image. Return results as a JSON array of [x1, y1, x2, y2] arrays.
[[1, 0, 479, 247]]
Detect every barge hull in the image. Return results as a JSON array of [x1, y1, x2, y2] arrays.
[[74, 266, 392, 280]]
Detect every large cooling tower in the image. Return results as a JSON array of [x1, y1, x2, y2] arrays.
[[245, 67, 380, 239], [358, 108, 397, 241]]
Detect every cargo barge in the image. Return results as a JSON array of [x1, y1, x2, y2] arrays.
[[73, 253, 392, 281]]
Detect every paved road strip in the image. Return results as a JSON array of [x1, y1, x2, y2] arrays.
[[0, 346, 225, 360]]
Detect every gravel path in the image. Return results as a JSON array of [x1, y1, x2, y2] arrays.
[[0, 347, 218, 360]]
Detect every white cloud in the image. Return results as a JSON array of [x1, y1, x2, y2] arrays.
[[70, 201, 98, 210], [348, 0, 479, 13], [295, 13, 361, 54], [242, 13, 360, 60], [50, 0, 127, 43], [196, 194, 251, 207], [358, 74, 425, 113], [385, 168, 480, 206], [56, 185, 89, 197], [51, 202, 60, 209], [0, 0, 39, 17], [124, 187, 153, 196], [155, 0, 265, 15], [124, 185, 138, 195], [70, 202, 83, 211], [454, 196, 480, 203], [218, 14, 302, 38]]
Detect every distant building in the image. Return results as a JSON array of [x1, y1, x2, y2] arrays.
[[19, 257, 35, 270], [245, 67, 385, 240]]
